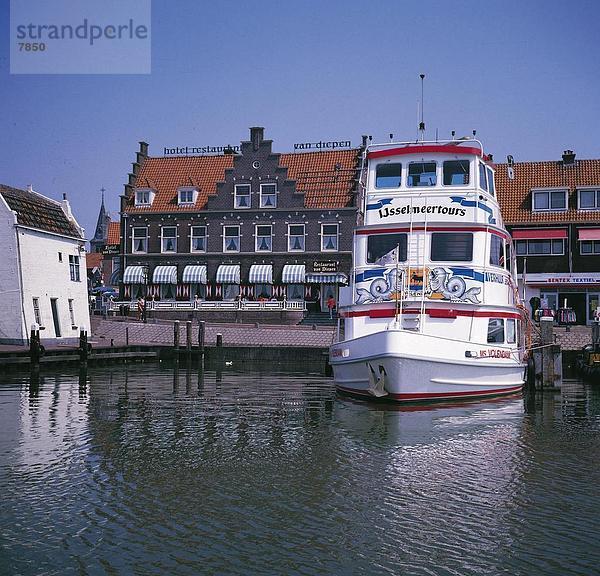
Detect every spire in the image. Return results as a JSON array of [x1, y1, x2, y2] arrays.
[[90, 187, 110, 252]]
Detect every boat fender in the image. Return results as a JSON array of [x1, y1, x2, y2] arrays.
[[526, 357, 535, 387]]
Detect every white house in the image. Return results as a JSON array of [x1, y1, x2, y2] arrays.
[[0, 184, 91, 345]]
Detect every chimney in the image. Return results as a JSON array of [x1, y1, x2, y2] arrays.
[[63, 193, 67, 200], [361, 135, 368, 147], [139, 141, 149, 157], [250, 126, 264, 151], [562, 149, 576, 165]]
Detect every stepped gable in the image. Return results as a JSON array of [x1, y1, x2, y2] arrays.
[[107, 221, 120, 244], [127, 155, 234, 212], [280, 149, 359, 208], [495, 159, 600, 224], [0, 184, 81, 237]]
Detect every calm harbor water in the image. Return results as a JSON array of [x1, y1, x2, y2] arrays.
[[1, 365, 599, 576]]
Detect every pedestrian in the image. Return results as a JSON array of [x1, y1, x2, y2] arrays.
[[327, 295, 336, 319], [137, 296, 144, 321]]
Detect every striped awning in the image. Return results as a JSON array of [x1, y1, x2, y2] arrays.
[[305, 272, 348, 285], [182, 265, 207, 284], [249, 264, 273, 284], [153, 265, 177, 284], [122, 265, 147, 284], [281, 264, 305, 284], [216, 264, 240, 284]]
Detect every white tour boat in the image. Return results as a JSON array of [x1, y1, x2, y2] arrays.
[[330, 138, 527, 401]]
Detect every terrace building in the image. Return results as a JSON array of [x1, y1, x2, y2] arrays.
[[496, 150, 600, 325], [118, 127, 360, 321]]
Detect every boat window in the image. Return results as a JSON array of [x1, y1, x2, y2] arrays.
[[443, 160, 470, 186], [430, 232, 473, 261], [408, 162, 437, 187], [367, 233, 407, 264], [487, 167, 495, 196], [506, 319, 516, 344], [490, 234, 505, 267], [505, 243, 512, 273], [479, 163, 488, 192], [487, 319, 505, 343], [375, 163, 402, 188]]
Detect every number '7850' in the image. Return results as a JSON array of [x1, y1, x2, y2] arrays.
[[18, 43, 46, 52]]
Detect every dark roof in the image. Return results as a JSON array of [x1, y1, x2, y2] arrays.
[[0, 184, 81, 237], [495, 159, 600, 224]]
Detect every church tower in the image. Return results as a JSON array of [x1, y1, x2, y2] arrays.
[[90, 188, 110, 253]]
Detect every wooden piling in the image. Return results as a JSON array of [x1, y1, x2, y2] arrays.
[[29, 326, 41, 370], [539, 316, 562, 389], [126, 326, 129, 346], [79, 328, 89, 366], [174, 320, 180, 349], [186, 321, 192, 353]]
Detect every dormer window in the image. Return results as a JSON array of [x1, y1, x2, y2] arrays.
[[135, 188, 154, 206], [234, 184, 251, 209], [260, 183, 277, 208], [578, 188, 600, 210], [532, 189, 568, 212], [178, 187, 198, 205]]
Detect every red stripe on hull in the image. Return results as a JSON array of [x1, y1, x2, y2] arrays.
[[336, 384, 523, 402], [340, 307, 523, 320], [367, 145, 483, 159]]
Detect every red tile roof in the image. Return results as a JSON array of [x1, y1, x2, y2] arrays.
[[107, 221, 120, 244], [127, 156, 234, 213], [126, 149, 359, 212], [496, 159, 600, 224], [86, 252, 103, 270], [280, 150, 359, 208]]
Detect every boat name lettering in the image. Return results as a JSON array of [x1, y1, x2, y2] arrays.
[[484, 272, 509, 284], [378, 205, 467, 219], [479, 349, 512, 359]]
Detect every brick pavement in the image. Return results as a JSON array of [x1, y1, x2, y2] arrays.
[[91, 318, 335, 349]]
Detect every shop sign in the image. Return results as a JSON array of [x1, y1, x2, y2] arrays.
[[313, 261, 337, 273], [102, 244, 119, 255]]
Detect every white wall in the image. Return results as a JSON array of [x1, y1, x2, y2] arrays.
[[19, 227, 91, 344], [0, 197, 25, 344]]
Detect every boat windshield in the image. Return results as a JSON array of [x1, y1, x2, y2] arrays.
[[408, 162, 437, 187], [443, 160, 470, 186], [367, 233, 407, 264]]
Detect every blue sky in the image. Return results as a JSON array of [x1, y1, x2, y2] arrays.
[[1, 0, 599, 239]]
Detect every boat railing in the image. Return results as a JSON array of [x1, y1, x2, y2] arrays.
[[366, 138, 485, 156]]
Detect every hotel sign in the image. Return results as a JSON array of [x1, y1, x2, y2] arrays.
[[163, 145, 240, 156], [293, 140, 351, 151], [102, 244, 119, 255]]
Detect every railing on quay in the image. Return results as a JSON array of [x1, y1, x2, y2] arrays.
[[105, 299, 306, 313]]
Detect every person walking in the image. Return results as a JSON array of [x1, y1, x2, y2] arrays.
[[137, 297, 145, 321], [327, 295, 336, 319]]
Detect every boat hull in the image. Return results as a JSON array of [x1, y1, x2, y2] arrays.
[[330, 329, 525, 402]]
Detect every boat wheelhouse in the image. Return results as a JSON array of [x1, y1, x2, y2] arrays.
[[330, 139, 527, 401]]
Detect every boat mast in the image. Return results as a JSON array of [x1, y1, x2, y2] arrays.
[[419, 73, 425, 142]]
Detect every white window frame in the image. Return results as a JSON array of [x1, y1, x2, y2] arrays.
[[134, 188, 154, 206], [190, 225, 207, 253], [580, 240, 600, 255], [223, 225, 241, 252], [259, 183, 277, 208], [69, 255, 80, 282], [577, 188, 600, 210], [177, 187, 198, 206], [132, 227, 148, 253], [255, 224, 273, 252], [68, 299, 76, 326], [288, 224, 305, 252], [532, 188, 568, 212], [32, 297, 42, 326], [321, 223, 339, 252], [234, 183, 251, 209], [161, 226, 177, 253], [515, 239, 565, 256]]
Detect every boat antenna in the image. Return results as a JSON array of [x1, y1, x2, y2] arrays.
[[394, 243, 401, 324], [419, 73, 425, 141]]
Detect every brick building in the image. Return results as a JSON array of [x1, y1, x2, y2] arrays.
[[118, 127, 360, 320], [496, 150, 600, 324]]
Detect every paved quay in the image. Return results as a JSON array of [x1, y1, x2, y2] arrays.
[[91, 318, 336, 349], [532, 324, 592, 352]]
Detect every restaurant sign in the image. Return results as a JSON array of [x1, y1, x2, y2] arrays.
[[102, 245, 119, 255], [313, 261, 337, 273]]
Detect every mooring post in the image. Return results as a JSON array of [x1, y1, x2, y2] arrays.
[[126, 326, 129, 346], [29, 325, 40, 370], [174, 320, 180, 350], [186, 321, 192, 353], [540, 316, 561, 389], [216, 332, 223, 348], [79, 328, 88, 365], [216, 332, 223, 382], [198, 321, 206, 354]]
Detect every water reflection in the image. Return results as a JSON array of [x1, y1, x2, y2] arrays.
[[1, 367, 599, 576]]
